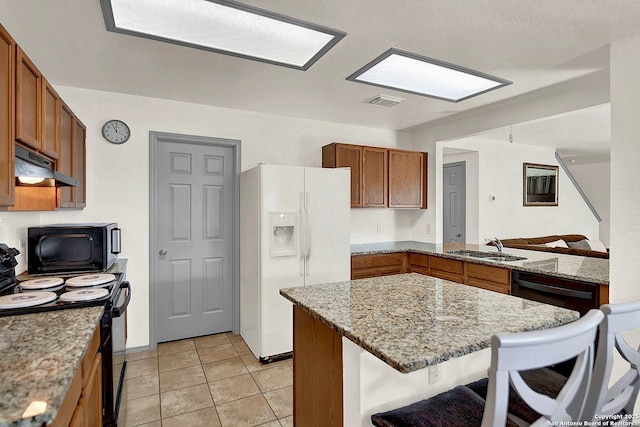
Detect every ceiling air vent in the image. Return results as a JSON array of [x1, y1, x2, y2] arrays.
[[364, 94, 405, 107]]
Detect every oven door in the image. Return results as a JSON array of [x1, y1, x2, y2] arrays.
[[106, 281, 130, 427], [511, 271, 597, 316]]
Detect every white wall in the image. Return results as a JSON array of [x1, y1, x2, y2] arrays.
[[566, 161, 610, 247], [610, 35, 640, 304], [0, 86, 414, 348], [439, 137, 600, 243]]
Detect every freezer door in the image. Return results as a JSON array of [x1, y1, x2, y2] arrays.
[[259, 165, 306, 358], [303, 167, 351, 286]]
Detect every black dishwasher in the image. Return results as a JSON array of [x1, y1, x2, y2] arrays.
[[511, 271, 599, 316]]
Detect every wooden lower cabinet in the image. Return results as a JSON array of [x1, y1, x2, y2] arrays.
[[52, 326, 102, 427], [428, 256, 464, 283], [408, 253, 429, 275], [464, 263, 510, 294], [353, 252, 511, 294], [351, 253, 408, 279]]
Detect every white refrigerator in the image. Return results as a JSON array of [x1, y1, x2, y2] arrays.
[[240, 164, 350, 361]]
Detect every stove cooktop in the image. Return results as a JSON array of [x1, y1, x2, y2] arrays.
[[0, 271, 125, 317]]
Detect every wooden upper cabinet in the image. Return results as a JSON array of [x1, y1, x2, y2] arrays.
[[362, 146, 387, 207], [73, 119, 86, 208], [0, 24, 15, 207], [41, 78, 60, 159], [57, 102, 74, 208], [388, 149, 427, 209], [323, 143, 363, 207], [15, 46, 42, 151], [323, 143, 428, 209]]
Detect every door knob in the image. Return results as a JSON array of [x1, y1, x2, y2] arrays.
[[456, 234, 462, 237], [159, 249, 167, 256]]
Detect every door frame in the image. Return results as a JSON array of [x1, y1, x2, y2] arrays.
[[149, 131, 241, 348], [443, 161, 466, 243]]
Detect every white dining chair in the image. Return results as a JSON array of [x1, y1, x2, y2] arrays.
[[371, 309, 603, 427], [582, 301, 640, 424]]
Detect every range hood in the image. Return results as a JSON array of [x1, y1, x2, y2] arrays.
[[14, 145, 77, 187]]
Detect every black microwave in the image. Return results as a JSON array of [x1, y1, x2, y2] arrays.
[[27, 223, 121, 275]]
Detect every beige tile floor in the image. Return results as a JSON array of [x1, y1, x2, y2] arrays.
[[120, 332, 293, 427]]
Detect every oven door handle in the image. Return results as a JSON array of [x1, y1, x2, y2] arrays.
[[515, 279, 593, 300], [113, 281, 131, 317]]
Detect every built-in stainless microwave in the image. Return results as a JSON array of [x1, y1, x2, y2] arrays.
[[27, 223, 121, 275]]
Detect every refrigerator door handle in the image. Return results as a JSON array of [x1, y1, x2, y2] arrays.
[[299, 193, 306, 277], [305, 192, 312, 276]]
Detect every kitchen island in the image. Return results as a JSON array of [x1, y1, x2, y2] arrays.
[[0, 306, 103, 427], [280, 273, 579, 427]]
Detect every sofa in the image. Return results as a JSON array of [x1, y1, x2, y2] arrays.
[[491, 234, 609, 259]]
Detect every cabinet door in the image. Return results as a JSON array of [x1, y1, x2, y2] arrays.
[[81, 352, 103, 427], [363, 146, 387, 207], [0, 24, 14, 207], [57, 102, 74, 208], [15, 47, 42, 150], [73, 119, 86, 208], [41, 78, 60, 159], [388, 150, 427, 208], [323, 143, 363, 207]]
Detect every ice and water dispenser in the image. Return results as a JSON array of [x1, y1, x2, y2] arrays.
[[269, 212, 297, 257]]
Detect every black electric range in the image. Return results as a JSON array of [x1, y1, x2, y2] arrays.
[[0, 243, 131, 427]]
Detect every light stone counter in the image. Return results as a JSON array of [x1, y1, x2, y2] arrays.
[[280, 273, 579, 373], [351, 240, 609, 285], [0, 306, 104, 427]]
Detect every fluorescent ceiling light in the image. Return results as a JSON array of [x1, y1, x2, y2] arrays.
[[100, 0, 346, 70], [347, 48, 512, 102]]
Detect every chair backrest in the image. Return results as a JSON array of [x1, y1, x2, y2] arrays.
[[582, 301, 640, 422], [481, 309, 604, 427]]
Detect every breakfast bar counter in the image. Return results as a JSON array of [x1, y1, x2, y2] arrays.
[[0, 306, 104, 427], [280, 273, 579, 427]]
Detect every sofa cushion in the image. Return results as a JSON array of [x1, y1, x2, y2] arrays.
[[558, 234, 589, 243], [586, 239, 607, 253], [567, 239, 591, 250], [545, 239, 569, 248], [525, 235, 562, 245]]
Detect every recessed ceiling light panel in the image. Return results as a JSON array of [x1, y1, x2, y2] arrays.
[[100, 0, 346, 70], [347, 48, 512, 102]]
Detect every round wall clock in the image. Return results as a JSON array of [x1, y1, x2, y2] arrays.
[[101, 119, 131, 144]]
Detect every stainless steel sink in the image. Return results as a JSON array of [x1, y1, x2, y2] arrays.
[[446, 249, 526, 262]]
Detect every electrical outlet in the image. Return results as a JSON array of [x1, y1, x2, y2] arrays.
[[429, 364, 442, 383], [426, 224, 431, 234], [377, 224, 383, 234]]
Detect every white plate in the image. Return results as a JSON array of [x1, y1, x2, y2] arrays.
[[20, 277, 64, 290], [60, 288, 109, 302], [65, 273, 116, 287], [0, 291, 57, 309]]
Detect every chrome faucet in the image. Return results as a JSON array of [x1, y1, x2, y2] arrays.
[[491, 237, 504, 253]]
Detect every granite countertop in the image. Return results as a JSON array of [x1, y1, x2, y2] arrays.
[[351, 240, 609, 285], [281, 273, 579, 374], [0, 306, 104, 427]]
